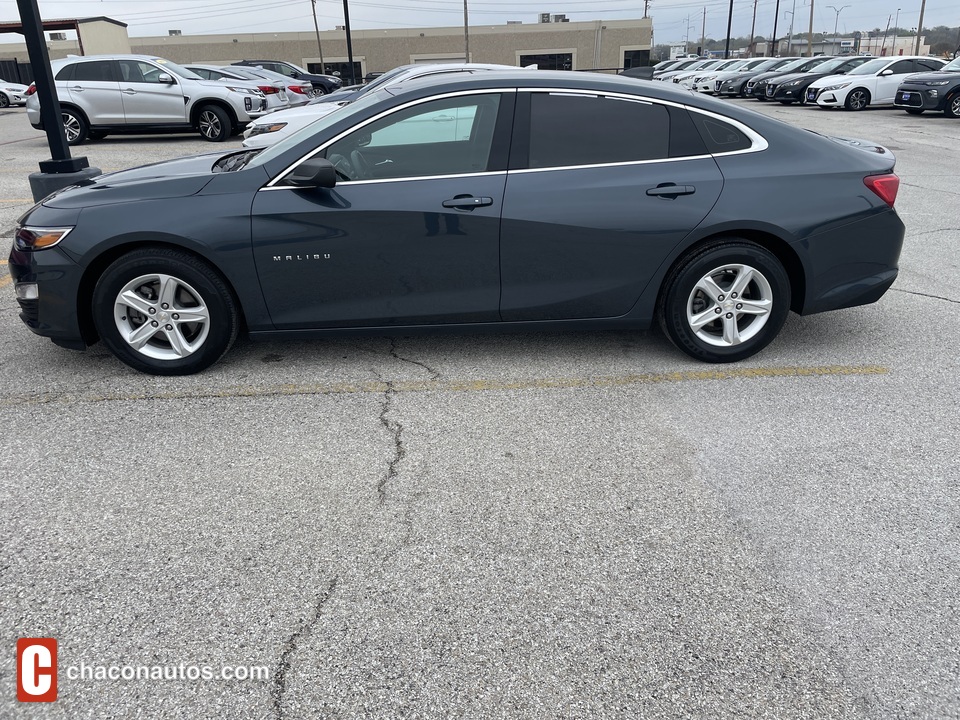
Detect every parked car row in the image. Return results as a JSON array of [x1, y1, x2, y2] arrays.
[[663, 52, 957, 118], [1, 78, 29, 107]]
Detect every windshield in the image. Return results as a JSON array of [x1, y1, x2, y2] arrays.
[[152, 58, 203, 81], [722, 60, 749, 71], [943, 57, 960, 72], [753, 59, 784, 71], [849, 58, 892, 75], [814, 57, 854, 74], [771, 58, 809, 73], [246, 88, 389, 170]]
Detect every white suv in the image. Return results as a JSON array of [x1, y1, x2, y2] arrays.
[[25, 54, 269, 144]]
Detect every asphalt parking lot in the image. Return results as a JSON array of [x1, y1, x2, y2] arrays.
[[1, 95, 959, 718]]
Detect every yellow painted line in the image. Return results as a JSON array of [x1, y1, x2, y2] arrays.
[[0, 365, 888, 408]]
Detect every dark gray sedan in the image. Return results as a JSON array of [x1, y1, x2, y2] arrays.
[[9, 71, 904, 375]]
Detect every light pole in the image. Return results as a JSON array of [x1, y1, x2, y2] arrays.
[[828, 4, 850, 54], [914, 0, 926, 55], [310, 0, 325, 73], [807, 0, 815, 57], [892, 8, 900, 56], [463, 0, 469, 61], [785, 10, 794, 56]]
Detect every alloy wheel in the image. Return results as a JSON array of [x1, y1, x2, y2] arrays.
[[949, 96, 960, 118], [113, 273, 210, 360], [0, 94, 9, 108], [62, 112, 82, 142], [847, 90, 868, 110], [198, 110, 222, 140], [685, 264, 773, 347]]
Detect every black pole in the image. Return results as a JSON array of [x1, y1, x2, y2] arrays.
[[342, 0, 356, 86], [771, 0, 781, 55], [724, 0, 734, 58], [16, 0, 84, 171]]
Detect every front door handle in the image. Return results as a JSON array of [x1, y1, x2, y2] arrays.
[[121, 88, 138, 95], [442, 196, 493, 210], [646, 183, 696, 198]]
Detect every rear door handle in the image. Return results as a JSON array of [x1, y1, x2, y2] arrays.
[[646, 184, 696, 198], [70, 85, 84, 92], [442, 196, 493, 210]]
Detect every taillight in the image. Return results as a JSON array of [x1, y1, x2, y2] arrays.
[[864, 173, 900, 208], [289, 85, 307, 95], [258, 85, 278, 94], [25, 83, 36, 96]]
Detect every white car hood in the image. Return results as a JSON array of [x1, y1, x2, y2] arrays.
[[807, 73, 851, 90], [251, 102, 343, 127]]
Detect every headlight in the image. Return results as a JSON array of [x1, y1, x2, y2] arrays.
[[784, 79, 803, 86], [921, 80, 950, 86], [14, 226, 73, 251], [248, 122, 287, 137], [821, 82, 851, 92], [226, 86, 262, 96]]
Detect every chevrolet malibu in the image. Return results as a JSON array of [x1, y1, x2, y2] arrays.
[[9, 71, 905, 375]]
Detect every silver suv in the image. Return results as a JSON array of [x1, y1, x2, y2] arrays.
[[26, 54, 268, 145]]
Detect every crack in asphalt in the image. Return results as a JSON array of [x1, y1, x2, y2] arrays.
[[374, 369, 406, 504], [907, 227, 960, 238], [901, 181, 960, 198], [891, 287, 960, 305], [388, 337, 441, 379], [271, 576, 339, 720]]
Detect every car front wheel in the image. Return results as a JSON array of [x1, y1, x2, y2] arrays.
[[197, 105, 231, 142], [659, 241, 791, 363], [844, 88, 870, 111], [0, 93, 10, 108], [92, 248, 239, 375], [945, 94, 960, 118]]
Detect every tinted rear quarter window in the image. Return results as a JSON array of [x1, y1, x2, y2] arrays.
[[72, 61, 117, 82], [528, 93, 670, 168], [690, 113, 753, 154]]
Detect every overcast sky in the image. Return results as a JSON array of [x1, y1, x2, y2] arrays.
[[0, 0, 956, 45]]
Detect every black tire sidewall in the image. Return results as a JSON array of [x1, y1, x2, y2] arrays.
[[660, 242, 791, 363], [63, 109, 87, 145], [0, 93, 9, 108], [197, 104, 231, 142], [845, 88, 869, 111], [92, 249, 238, 375]]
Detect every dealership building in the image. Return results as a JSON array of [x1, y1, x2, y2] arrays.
[[0, 15, 653, 81]]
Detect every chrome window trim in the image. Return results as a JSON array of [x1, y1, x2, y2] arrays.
[[265, 170, 507, 191], [261, 85, 768, 191], [264, 88, 517, 189]]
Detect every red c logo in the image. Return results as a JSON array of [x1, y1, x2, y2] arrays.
[[16, 638, 58, 702]]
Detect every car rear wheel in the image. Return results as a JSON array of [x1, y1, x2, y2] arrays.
[[945, 94, 960, 118], [92, 248, 239, 375], [62, 108, 88, 145], [844, 88, 870, 111], [197, 105, 231, 142], [658, 240, 790, 363]]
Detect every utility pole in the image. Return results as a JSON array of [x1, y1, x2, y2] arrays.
[[790, 0, 796, 51], [892, 8, 900, 56], [700, 7, 706, 55], [748, 0, 758, 56], [881, 14, 891, 55], [643, 0, 650, 18], [342, 0, 356, 85], [771, 0, 781, 56], [723, 0, 733, 58], [310, 0, 325, 73], [807, 0, 815, 57], [914, 0, 926, 55], [463, 0, 470, 61]]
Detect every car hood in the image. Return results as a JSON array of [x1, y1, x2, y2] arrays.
[[899, 71, 960, 84], [770, 72, 818, 84], [42, 152, 231, 209], [808, 73, 851, 89]]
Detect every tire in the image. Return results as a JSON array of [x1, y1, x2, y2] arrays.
[[905, 108, 924, 115], [0, 93, 9, 109], [844, 88, 870, 111], [658, 240, 791, 363], [61, 108, 88, 145], [196, 104, 231, 142], [92, 248, 240, 375], [945, 94, 960, 118]]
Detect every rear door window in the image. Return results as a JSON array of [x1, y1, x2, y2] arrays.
[[72, 61, 118, 82]]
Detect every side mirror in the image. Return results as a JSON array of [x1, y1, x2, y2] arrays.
[[158, 73, 174, 84], [286, 157, 337, 188], [880, 69, 894, 76]]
